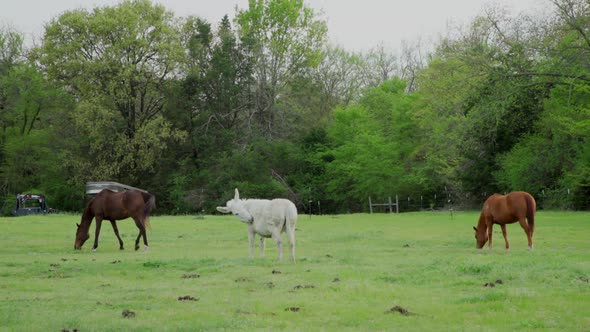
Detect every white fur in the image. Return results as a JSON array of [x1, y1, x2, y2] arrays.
[[217, 188, 298, 262]]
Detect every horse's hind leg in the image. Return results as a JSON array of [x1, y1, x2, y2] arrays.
[[518, 218, 533, 250], [109, 220, 124, 250], [92, 216, 103, 251], [133, 218, 148, 251], [500, 224, 510, 250]]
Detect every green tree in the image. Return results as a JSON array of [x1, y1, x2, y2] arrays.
[[323, 79, 423, 212], [236, 0, 327, 139], [0, 28, 74, 212], [37, 0, 186, 190]]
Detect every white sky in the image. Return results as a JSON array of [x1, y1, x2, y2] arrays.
[[1, 0, 546, 51]]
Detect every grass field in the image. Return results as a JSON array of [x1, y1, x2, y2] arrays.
[[0, 211, 588, 331]]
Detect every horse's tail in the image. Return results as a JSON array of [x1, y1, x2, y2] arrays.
[[142, 192, 156, 231], [524, 193, 536, 232]]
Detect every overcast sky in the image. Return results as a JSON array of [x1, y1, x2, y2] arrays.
[[1, 0, 546, 51]]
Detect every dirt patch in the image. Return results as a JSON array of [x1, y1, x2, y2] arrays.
[[285, 307, 301, 312], [122, 309, 135, 318], [182, 273, 200, 279], [178, 295, 199, 302], [272, 269, 282, 274], [403, 244, 410, 248], [235, 277, 250, 282], [577, 276, 589, 283], [386, 305, 415, 316], [96, 301, 113, 306], [293, 284, 315, 290], [325, 254, 333, 258], [266, 282, 275, 289], [332, 277, 340, 282], [484, 279, 504, 288], [61, 329, 79, 332], [110, 260, 121, 264]]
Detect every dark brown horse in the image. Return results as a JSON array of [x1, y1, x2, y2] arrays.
[[75, 189, 156, 251], [473, 191, 536, 250]]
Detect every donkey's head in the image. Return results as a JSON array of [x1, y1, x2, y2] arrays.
[[216, 188, 253, 223]]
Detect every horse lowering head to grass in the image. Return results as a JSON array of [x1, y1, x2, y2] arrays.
[[473, 191, 536, 250], [75, 189, 156, 251], [217, 188, 298, 262]]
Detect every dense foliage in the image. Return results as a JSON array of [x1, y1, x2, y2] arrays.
[[1, 0, 589, 214]]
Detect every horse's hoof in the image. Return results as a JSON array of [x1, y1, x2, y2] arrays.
[[143, 245, 149, 252], [92, 248, 97, 252]]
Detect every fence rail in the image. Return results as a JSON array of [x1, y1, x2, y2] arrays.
[[367, 190, 589, 213], [369, 196, 399, 213]]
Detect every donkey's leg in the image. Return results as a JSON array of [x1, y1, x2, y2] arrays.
[[286, 222, 296, 262], [500, 224, 509, 250], [92, 216, 103, 251], [247, 225, 255, 258], [260, 237, 266, 258], [109, 220, 124, 250], [270, 228, 283, 262], [518, 218, 533, 250]]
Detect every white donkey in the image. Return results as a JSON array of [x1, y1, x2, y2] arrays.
[[217, 188, 298, 262]]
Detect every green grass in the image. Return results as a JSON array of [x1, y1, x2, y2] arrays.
[[0, 211, 588, 331]]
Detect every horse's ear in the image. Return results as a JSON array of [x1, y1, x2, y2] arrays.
[[473, 226, 477, 232], [234, 188, 240, 201], [76, 223, 80, 227]]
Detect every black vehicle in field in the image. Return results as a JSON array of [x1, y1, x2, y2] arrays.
[[12, 193, 51, 216]]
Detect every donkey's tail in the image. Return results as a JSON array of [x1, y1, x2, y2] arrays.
[[142, 192, 156, 231], [524, 193, 536, 233]]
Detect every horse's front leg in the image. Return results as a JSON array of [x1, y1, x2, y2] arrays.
[[92, 217, 103, 251], [247, 225, 255, 258], [486, 223, 494, 249], [109, 220, 124, 250], [500, 224, 509, 250]]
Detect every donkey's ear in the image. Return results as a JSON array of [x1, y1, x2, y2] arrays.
[[234, 188, 240, 201], [217, 206, 230, 214], [473, 226, 477, 232]]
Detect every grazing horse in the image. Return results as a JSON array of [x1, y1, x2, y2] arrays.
[[74, 189, 156, 251], [473, 191, 536, 250], [217, 188, 298, 262]]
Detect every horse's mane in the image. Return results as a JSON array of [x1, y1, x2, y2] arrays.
[[77, 201, 95, 234]]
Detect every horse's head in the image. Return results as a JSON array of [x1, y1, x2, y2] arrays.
[[473, 226, 487, 249], [74, 222, 90, 250], [216, 188, 253, 223]]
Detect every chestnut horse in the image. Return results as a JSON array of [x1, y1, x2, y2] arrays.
[[75, 189, 156, 251], [473, 191, 536, 250]]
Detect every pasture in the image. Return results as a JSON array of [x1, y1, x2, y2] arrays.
[[0, 211, 588, 331]]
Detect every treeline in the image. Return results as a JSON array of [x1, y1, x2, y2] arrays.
[[1, 0, 589, 215]]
